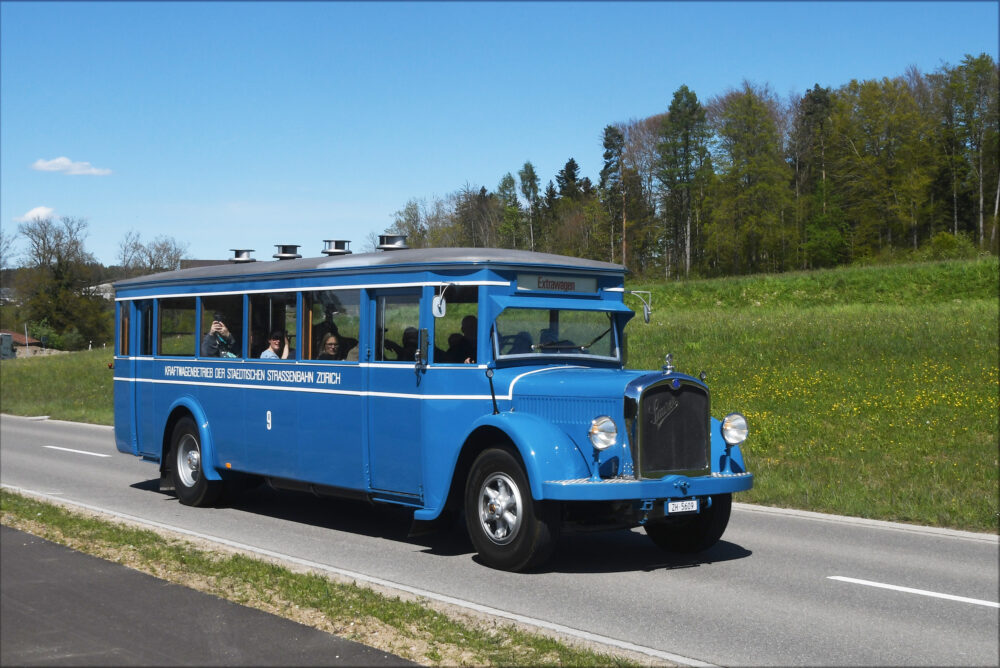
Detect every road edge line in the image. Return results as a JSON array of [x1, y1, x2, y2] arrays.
[[733, 502, 997, 543]]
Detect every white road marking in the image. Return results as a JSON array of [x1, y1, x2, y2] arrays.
[[828, 576, 1000, 608], [42, 446, 111, 458], [1, 484, 718, 668]]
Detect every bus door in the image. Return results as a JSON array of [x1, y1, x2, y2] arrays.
[[366, 289, 424, 498], [243, 291, 298, 479], [134, 299, 157, 457]]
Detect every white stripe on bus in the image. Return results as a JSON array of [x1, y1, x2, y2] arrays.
[[113, 365, 584, 401]]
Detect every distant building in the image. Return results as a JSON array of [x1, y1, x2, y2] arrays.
[[0, 330, 42, 357], [89, 282, 115, 300]]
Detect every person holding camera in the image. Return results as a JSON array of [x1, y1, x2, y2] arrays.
[[201, 312, 239, 358]]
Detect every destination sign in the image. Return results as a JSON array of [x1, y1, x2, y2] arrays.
[[516, 273, 597, 294]]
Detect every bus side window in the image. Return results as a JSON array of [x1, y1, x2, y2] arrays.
[[138, 301, 153, 356], [307, 289, 361, 361], [249, 292, 297, 360], [375, 294, 420, 362], [200, 295, 244, 358], [158, 298, 197, 356], [432, 286, 478, 364], [118, 303, 130, 356]]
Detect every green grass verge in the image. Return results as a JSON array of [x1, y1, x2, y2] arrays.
[[0, 348, 114, 424], [0, 490, 642, 667], [1, 257, 997, 532]]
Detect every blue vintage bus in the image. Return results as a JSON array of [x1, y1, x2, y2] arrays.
[[113, 241, 752, 571]]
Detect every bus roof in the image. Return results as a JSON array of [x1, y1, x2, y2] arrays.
[[113, 247, 626, 290]]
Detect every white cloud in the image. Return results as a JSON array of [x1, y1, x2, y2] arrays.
[[31, 156, 111, 176], [13, 206, 55, 222]]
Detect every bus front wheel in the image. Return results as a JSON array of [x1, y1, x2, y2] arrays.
[[169, 416, 221, 507], [464, 447, 559, 572]]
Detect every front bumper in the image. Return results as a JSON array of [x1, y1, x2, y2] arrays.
[[540, 471, 753, 501]]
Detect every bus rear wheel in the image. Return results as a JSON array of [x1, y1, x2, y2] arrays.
[[169, 416, 221, 507], [464, 447, 559, 572], [643, 493, 732, 553]]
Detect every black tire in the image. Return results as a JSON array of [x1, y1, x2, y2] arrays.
[[464, 447, 559, 571], [644, 493, 732, 553], [169, 416, 222, 507]]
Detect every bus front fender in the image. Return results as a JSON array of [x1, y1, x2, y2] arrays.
[[165, 396, 222, 481], [467, 411, 590, 500]]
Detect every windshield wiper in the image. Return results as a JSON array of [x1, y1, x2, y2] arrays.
[[579, 326, 611, 351]]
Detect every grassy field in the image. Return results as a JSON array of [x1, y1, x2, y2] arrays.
[[0, 348, 114, 424], [1, 257, 997, 532]]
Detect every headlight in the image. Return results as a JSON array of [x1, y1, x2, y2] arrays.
[[721, 413, 748, 445], [589, 416, 617, 450]]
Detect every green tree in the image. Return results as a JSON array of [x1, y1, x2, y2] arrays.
[[556, 158, 581, 199], [705, 83, 795, 274], [453, 185, 502, 247], [831, 77, 935, 257], [390, 199, 427, 248], [496, 173, 522, 248], [517, 161, 540, 250], [16, 216, 112, 349], [790, 85, 837, 267], [600, 124, 626, 264], [658, 85, 712, 277], [927, 64, 969, 238], [538, 180, 559, 251], [952, 54, 999, 248]]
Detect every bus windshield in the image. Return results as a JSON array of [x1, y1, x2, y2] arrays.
[[493, 308, 620, 361]]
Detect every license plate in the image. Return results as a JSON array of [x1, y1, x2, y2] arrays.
[[667, 499, 699, 514]]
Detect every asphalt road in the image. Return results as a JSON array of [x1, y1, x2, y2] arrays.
[[1, 525, 413, 666], [2, 414, 997, 666]]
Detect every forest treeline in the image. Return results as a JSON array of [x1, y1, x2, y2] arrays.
[[388, 53, 999, 277]]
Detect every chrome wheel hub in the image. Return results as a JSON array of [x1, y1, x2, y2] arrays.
[[478, 472, 522, 545], [176, 435, 200, 488]]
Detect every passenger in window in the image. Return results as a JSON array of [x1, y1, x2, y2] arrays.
[[261, 329, 289, 359], [313, 306, 339, 355], [448, 315, 477, 363], [384, 327, 418, 361], [445, 332, 465, 361], [317, 333, 341, 360], [201, 312, 239, 358], [315, 320, 358, 360]]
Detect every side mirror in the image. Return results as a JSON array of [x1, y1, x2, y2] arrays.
[[432, 295, 446, 318], [625, 290, 652, 325]]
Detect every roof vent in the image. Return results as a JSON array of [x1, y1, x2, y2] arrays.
[[229, 249, 256, 263], [321, 239, 352, 256], [377, 234, 409, 251], [273, 244, 301, 260]]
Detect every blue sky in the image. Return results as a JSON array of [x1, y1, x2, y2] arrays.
[[2, 1, 997, 266]]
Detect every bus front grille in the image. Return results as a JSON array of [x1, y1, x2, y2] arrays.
[[632, 382, 710, 478]]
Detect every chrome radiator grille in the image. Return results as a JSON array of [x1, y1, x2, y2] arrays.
[[630, 382, 710, 478]]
